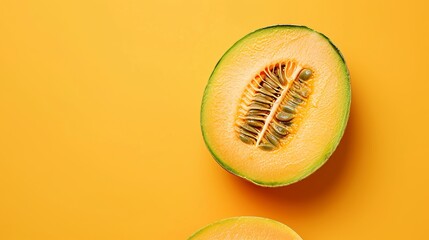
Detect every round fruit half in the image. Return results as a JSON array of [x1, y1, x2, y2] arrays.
[[188, 216, 302, 240], [201, 25, 351, 187]]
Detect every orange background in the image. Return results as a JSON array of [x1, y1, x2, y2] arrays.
[[0, 0, 428, 239]]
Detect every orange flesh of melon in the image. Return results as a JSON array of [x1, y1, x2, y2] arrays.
[[189, 217, 302, 240]]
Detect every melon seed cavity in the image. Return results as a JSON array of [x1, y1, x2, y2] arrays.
[[235, 61, 313, 151]]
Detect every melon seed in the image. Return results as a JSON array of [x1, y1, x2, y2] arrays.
[[242, 124, 259, 134], [249, 102, 271, 109], [262, 82, 279, 94], [254, 96, 272, 105], [259, 88, 278, 98], [299, 69, 312, 80], [239, 134, 255, 144], [267, 72, 281, 85], [298, 87, 310, 98], [239, 128, 258, 138], [258, 142, 275, 151], [277, 66, 286, 85], [264, 77, 280, 89], [272, 123, 288, 136], [276, 112, 294, 121], [266, 133, 280, 147], [248, 109, 268, 115], [282, 105, 296, 113], [247, 119, 264, 128], [292, 96, 304, 104]]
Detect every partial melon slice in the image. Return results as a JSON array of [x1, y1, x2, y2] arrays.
[[188, 217, 302, 240], [201, 25, 351, 186]]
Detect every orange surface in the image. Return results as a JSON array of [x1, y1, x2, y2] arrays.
[[0, 0, 428, 239]]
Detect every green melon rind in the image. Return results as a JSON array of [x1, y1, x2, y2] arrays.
[[200, 25, 351, 187], [188, 216, 301, 239]]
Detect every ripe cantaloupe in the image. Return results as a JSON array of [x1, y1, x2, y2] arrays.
[[201, 25, 350, 187], [188, 217, 302, 240]]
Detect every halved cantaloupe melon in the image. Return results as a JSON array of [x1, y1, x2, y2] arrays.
[[188, 216, 302, 240], [201, 25, 350, 187]]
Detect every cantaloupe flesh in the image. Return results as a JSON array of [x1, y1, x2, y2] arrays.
[[201, 25, 350, 186], [189, 217, 302, 240]]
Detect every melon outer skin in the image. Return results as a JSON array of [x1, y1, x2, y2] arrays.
[[188, 216, 303, 240], [200, 25, 351, 187]]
